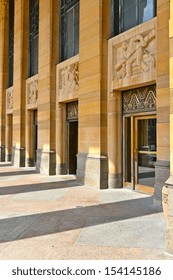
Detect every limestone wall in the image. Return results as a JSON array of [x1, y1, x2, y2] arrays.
[[165, 0, 173, 255]]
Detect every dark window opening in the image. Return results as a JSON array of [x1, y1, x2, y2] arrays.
[[33, 110, 38, 164], [29, 0, 39, 77], [60, 0, 79, 62], [112, 0, 156, 36], [8, 0, 14, 87]]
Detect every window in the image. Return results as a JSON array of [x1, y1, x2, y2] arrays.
[[112, 0, 156, 36], [8, 0, 14, 87], [60, 0, 79, 62], [29, 0, 39, 77]]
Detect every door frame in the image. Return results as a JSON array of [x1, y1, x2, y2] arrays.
[[33, 109, 38, 165], [123, 112, 156, 193], [66, 119, 78, 174]]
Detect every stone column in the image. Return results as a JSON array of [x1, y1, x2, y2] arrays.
[[164, 0, 173, 255], [12, 0, 29, 166], [108, 91, 122, 188], [0, 0, 9, 161], [36, 0, 58, 175], [154, 0, 170, 205], [76, 0, 110, 189]]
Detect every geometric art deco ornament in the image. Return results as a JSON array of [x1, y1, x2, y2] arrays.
[[67, 101, 78, 120], [123, 85, 156, 114]]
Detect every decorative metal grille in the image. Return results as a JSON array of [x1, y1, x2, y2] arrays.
[[60, 0, 79, 62], [30, 0, 39, 40], [8, 0, 14, 87], [123, 85, 156, 114], [67, 101, 78, 120], [29, 0, 39, 77], [61, 0, 79, 11], [6, 87, 13, 111]]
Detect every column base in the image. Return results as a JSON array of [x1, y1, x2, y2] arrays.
[[5, 154, 12, 162], [25, 158, 35, 167], [0, 145, 5, 162], [108, 173, 122, 189], [76, 153, 108, 189], [56, 163, 67, 175], [36, 149, 56, 175], [12, 146, 25, 167], [154, 160, 170, 206]]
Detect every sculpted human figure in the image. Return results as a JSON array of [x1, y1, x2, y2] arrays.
[[7, 90, 13, 109], [60, 63, 79, 94], [29, 80, 38, 104], [115, 30, 155, 78]]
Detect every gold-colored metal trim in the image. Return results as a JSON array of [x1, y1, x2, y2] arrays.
[[123, 114, 156, 194]]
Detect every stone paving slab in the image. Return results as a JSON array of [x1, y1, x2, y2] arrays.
[[76, 214, 165, 249], [0, 163, 173, 260]]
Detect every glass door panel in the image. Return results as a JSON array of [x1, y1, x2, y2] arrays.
[[124, 115, 156, 193], [135, 117, 156, 188], [124, 117, 132, 183]]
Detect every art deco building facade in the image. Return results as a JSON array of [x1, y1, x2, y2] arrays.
[[0, 0, 173, 253]]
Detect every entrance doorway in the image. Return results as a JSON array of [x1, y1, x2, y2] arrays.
[[66, 101, 78, 175], [68, 121, 78, 174], [123, 115, 157, 193], [33, 110, 38, 164], [6, 114, 13, 161]]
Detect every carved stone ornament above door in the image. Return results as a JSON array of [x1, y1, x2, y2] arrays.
[[6, 86, 13, 114], [56, 55, 79, 103], [26, 75, 38, 109], [108, 18, 156, 91], [123, 85, 156, 115]]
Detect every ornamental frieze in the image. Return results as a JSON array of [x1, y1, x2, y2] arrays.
[[115, 30, 155, 79], [123, 85, 156, 114], [26, 75, 38, 109], [6, 87, 13, 113], [56, 55, 79, 103], [59, 62, 79, 96], [108, 18, 156, 91]]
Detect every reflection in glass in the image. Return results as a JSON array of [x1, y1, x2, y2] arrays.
[[138, 119, 156, 152], [119, 0, 156, 33], [137, 118, 156, 187], [139, 0, 155, 23], [123, 6, 137, 31]]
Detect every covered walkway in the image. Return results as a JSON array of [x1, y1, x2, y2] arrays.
[[0, 163, 172, 260]]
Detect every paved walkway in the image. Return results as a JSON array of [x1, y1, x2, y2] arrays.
[[0, 162, 172, 260]]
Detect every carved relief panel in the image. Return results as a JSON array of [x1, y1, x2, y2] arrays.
[[26, 75, 38, 109], [56, 55, 79, 103], [6, 86, 13, 114], [108, 18, 156, 91]]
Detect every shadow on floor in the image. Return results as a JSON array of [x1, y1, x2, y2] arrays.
[[0, 179, 79, 196], [0, 196, 162, 243], [0, 170, 38, 177], [0, 163, 13, 167]]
